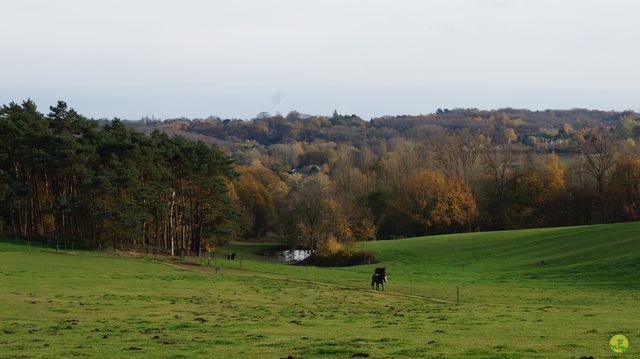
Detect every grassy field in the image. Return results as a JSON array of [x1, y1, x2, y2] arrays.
[[1, 223, 639, 358]]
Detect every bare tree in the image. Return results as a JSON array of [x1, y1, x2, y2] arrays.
[[481, 141, 522, 229], [379, 138, 426, 190], [578, 129, 632, 222], [430, 128, 487, 193]]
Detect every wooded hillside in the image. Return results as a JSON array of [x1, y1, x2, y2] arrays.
[[2, 100, 639, 253]]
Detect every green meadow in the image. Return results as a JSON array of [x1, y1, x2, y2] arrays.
[[1, 223, 639, 358]]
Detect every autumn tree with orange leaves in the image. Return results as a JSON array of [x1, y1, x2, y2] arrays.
[[393, 168, 478, 235]]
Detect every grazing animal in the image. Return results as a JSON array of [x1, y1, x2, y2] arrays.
[[371, 267, 387, 291]]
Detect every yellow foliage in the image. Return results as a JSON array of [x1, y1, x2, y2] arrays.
[[317, 236, 342, 257], [544, 152, 565, 196], [397, 168, 477, 233], [354, 219, 377, 241], [504, 128, 517, 143]]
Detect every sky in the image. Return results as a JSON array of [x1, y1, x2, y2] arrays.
[[2, 0, 639, 120]]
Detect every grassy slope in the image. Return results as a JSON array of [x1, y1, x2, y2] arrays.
[[366, 223, 640, 289], [0, 223, 639, 358]]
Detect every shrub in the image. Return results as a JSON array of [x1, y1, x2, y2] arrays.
[[316, 236, 342, 257], [299, 249, 377, 267]]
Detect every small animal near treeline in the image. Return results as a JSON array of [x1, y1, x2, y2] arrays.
[[371, 267, 387, 291]]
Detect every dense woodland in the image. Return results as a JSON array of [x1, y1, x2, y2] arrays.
[[2, 100, 640, 255]]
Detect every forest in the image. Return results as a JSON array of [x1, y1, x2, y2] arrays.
[[2, 100, 640, 256]]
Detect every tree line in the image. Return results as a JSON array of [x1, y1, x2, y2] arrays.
[[0, 100, 237, 255], [132, 107, 640, 241], [2, 100, 640, 255]]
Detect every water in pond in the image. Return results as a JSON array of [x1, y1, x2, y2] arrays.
[[272, 249, 312, 262]]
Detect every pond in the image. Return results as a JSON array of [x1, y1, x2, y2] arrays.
[[269, 249, 312, 262]]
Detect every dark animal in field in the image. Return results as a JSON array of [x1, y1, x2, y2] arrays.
[[371, 267, 387, 291], [227, 253, 236, 260]]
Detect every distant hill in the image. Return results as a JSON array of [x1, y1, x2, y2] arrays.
[[124, 108, 639, 152]]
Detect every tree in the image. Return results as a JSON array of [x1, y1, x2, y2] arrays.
[[379, 138, 426, 190], [540, 151, 569, 226], [610, 156, 640, 221], [236, 161, 283, 238], [284, 173, 337, 250], [503, 128, 517, 143], [0, 100, 57, 239], [188, 141, 239, 253], [580, 131, 628, 196], [430, 128, 486, 193], [544, 152, 565, 197], [480, 142, 521, 229], [578, 130, 631, 222], [393, 168, 477, 235], [507, 171, 544, 228], [269, 142, 304, 170]]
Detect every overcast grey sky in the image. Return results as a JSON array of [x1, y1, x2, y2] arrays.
[[2, 0, 639, 120]]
